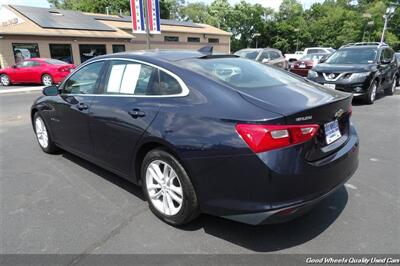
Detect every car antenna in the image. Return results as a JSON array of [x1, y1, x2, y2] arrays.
[[198, 45, 213, 55]]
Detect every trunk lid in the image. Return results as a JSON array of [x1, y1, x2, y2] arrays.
[[238, 81, 353, 161]]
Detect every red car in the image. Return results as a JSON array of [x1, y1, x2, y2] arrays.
[[290, 53, 327, 77], [0, 58, 75, 86]]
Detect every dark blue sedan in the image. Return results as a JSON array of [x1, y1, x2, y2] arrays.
[[31, 49, 359, 225]]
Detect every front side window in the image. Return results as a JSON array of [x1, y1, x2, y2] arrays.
[[269, 51, 281, 60], [380, 48, 394, 62], [63, 61, 104, 94], [258, 51, 269, 62], [235, 50, 259, 60], [103, 60, 183, 96], [12, 43, 40, 64]]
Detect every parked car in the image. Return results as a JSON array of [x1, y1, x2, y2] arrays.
[[31, 49, 359, 225], [234, 48, 288, 70], [0, 58, 75, 86], [285, 47, 334, 64], [290, 53, 327, 77], [307, 42, 398, 104]]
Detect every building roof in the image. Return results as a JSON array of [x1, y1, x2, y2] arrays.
[[0, 5, 231, 38], [0, 6, 133, 39]]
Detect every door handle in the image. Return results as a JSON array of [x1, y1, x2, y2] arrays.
[[77, 102, 89, 111], [129, 109, 146, 118]]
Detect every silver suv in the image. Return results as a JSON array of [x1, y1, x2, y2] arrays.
[[235, 48, 288, 70]]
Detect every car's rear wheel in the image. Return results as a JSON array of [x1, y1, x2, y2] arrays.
[[1, 74, 11, 86], [142, 148, 199, 225], [385, 76, 397, 96], [33, 112, 59, 153], [364, 80, 377, 104], [42, 74, 53, 86]]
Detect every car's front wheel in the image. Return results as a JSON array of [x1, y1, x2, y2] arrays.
[[33, 112, 59, 153], [142, 148, 200, 225], [364, 80, 378, 104], [385, 76, 397, 96], [42, 74, 53, 86], [0, 74, 11, 86]]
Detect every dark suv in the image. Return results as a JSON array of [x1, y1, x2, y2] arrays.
[[307, 43, 398, 104]]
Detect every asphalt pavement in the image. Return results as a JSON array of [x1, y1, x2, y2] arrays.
[[0, 87, 399, 256]]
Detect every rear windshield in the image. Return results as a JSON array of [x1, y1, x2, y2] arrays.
[[45, 59, 68, 65], [325, 48, 377, 64], [234, 50, 259, 60], [182, 57, 301, 90]]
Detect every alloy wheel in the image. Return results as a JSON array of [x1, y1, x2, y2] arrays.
[[370, 83, 377, 102], [145, 160, 183, 216], [42, 75, 52, 86], [1, 75, 10, 86], [35, 117, 49, 148]]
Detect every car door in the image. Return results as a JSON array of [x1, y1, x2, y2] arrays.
[[11, 61, 30, 83], [379, 48, 394, 88], [89, 59, 180, 175], [23, 61, 42, 83], [50, 61, 105, 157]]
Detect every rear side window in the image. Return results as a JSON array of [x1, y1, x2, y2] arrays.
[[103, 60, 183, 96], [63, 61, 104, 94]]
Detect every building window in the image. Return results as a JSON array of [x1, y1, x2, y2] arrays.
[[112, 44, 126, 53], [208, 38, 219, 44], [12, 43, 40, 64], [79, 44, 107, 63], [187, 37, 200, 43], [49, 44, 73, 64], [164, 36, 179, 42]]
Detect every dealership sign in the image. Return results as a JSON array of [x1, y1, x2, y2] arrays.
[[0, 6, 25, 27], [130, 0, 160, 34]]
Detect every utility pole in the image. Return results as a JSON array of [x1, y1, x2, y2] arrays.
[[144, 0, 151, 50], [381, 5, 397, 43]]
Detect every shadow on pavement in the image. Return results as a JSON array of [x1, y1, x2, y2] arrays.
[[181, 186, 348, 252], [61, 150, 348, 252]]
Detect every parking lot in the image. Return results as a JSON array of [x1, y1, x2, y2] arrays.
[[0, 86, 399, 256]]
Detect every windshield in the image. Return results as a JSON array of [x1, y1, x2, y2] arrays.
[[182, 57, 302, 90], [327, 48, 335, 53], [300, 54, 325, 61], [45, 59, 68, 65], [325, 48, 377, 64], [234, 50, 259, 60]]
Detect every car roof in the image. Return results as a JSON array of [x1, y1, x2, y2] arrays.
[[92, 49, 236, 64]]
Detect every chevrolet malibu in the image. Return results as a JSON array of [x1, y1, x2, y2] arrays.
[[31, 50, 359, 225]]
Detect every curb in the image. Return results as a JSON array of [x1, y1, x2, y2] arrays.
[[0, 86, 44, 94]]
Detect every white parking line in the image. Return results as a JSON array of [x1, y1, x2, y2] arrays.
[[0, 86, 44, 94]]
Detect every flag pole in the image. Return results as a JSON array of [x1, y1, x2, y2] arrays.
[[144, 0, 151, 50]]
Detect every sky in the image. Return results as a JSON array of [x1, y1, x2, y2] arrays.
[[0, 0, 324, 10]]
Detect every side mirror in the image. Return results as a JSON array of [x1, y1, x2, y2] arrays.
[[319, 55, 328, 63], [261, 58, 270, 64], [381, 59, 391, 64], [42, 85, 59, 96]]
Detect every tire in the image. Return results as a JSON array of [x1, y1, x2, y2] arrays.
[[33, 112, 59, 154], [363, 80, 378, 104], [141, 148, 200, 225], [0, 74, 11, 86], [385, 76, 397, 96], [42, 74, 53, 86]]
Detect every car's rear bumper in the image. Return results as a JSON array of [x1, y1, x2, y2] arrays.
[[187, 124, 359, 225], [222, 167, 355, 225], [290, 68, 310, 77]]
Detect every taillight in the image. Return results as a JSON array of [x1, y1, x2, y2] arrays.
[[236, 124, 320, 153]]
